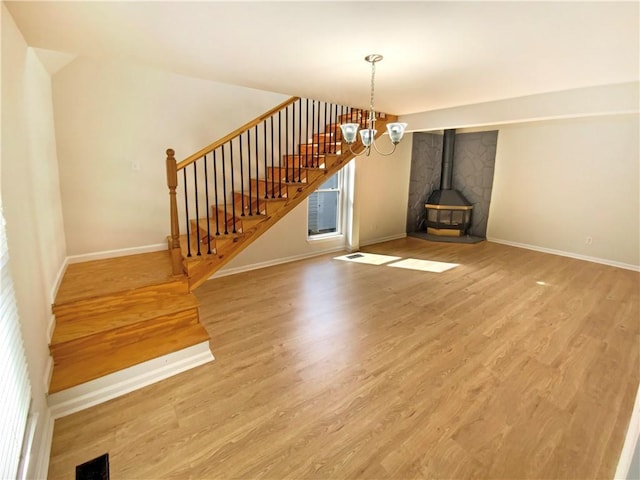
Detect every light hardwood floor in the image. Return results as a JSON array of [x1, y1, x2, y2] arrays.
[[47, 238, 639, 479]]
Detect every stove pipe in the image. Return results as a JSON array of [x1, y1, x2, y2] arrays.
[[440, 129, 455, 190], [426, 129, 472, 207]]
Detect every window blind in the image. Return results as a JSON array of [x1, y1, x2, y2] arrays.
[[0, 204, 32, 480]]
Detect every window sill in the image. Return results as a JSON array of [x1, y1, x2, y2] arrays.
[[307, 233, 344, 242]]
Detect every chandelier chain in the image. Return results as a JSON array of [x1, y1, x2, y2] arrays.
[[369, 59, 376, 128]]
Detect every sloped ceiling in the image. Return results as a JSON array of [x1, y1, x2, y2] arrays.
[[5, 1, 639, 115]]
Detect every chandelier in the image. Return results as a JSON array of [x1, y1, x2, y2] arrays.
[[340, 54, 407, 156]]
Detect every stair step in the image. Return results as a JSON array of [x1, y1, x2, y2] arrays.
[[55, 251, 187, 305], [49, 320, 209, 393], [267, 166, 309, 182], [236, 212, 269, 225], [192, 211, 242, 237], [52, 292, 200, 346], [312, 132, 336, 142], [282, 154, 326, 169], [338, 111, 367, 124], [267, 165, 326, 183], [299, 143, 339, 155], [312, 133, 341, 148], [320, 153, 346, 170], [178, 232, 216, 260], [322, 124, 344, 139], [233, 192, 288, 216], [250, 178, 288, 198], [53, 277, 190, 321], [51, 302, 200, 360]]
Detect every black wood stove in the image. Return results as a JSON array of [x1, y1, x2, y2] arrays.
[[425, 129, 473, 237]]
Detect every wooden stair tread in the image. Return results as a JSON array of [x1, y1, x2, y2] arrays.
[[51, 307, 200, 360], [267, 165, 326, 182], [282, 154, 326, 166], [49, 321, 210, 393], [51, 293, 200, 345], [56, 251, 184, 305], [179, 233, 242, 262], [250, 178, 288, 194], [193, 212, 242, 236]]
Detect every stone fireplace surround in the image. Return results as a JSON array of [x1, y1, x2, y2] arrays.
[[406, 130, 498, 238]]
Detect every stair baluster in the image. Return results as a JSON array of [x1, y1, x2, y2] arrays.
[[182, 168, 191, 257], [221, 145, 228, 235], [270, 116, 275, 199], [277, 111, 282, 198], [239, 133, 245, 217], [230, 141, 236, 234], [213, 149, 220, 236], [193, 162, 201, 256], [203, 154, 212, 254]]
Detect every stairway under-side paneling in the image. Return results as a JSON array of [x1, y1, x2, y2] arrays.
[[49, 250, 210, 394]]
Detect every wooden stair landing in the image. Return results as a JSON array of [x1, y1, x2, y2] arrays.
[[56, 251, 187, 303], [50, 250, 210, 394]]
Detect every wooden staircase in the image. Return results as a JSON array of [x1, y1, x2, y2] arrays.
[[176, 107, 398, 290], [49, 251, 209, 394], [48, 98, 398, 396]]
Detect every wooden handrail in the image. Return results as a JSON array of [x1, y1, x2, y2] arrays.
[[176, 96, 299, 171]]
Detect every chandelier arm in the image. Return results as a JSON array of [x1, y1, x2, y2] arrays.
[[347, 142, 370, 158], [371, 138, 398, 157]]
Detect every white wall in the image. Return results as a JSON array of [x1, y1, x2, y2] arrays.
[[357, 134, 412, 246], [52, 57, 288, 255], [1, 4, 66, 477], [488, 114, 639, 268], [218, 201, 345, 274]]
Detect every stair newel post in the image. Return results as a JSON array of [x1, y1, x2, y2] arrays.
[[166, 149, 183, 275]]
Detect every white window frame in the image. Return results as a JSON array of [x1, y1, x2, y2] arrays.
[[307, 168, 347, 240]]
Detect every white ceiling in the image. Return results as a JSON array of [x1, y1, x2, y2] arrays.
[[5, 1, 639, 115]]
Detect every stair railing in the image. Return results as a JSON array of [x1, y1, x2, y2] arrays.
[[166, 96, 373, 275]]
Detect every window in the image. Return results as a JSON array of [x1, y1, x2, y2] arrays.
[[0, 205, 32, 480], [308, 171, 343, 238]]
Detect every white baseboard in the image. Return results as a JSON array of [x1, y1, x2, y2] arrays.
[[42, 355, 53, 395], [360, 233, 407, 247], [50, 257, 68, 306], [487, 238, 640, 272], [210, 234, 408, 279], [47, 342, 214, 419], [615, 383, 640, 479], [30, 409, 54, 480], [66, 243, 167, 264], [46, 315, 55, 343], [211, 245, 347, 279]]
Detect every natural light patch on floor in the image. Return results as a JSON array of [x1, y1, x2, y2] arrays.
[[387, 258, 459, 273], [333, 253, 458, 273], [333, 252, 402, 265]]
